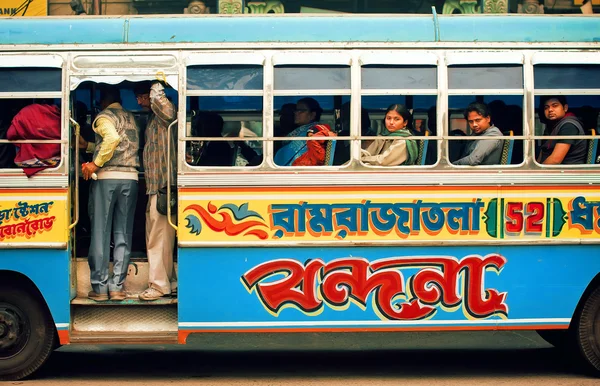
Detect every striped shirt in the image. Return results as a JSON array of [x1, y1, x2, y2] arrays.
[[143, 83, 177, 194]]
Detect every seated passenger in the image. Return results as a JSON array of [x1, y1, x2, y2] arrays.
[[361, 104, 418, 166], [454, 102, 503, 166], [275, 103, 297, 152], [234, 124, 263, 166], [333, 101, 371, 166], [448, 129, 467, 163], [538, 96, 586, 165], [580, 105, 599, 133], [193, 112, 233, 166], [506, 104, 524, 164], [274, 97, 335, 166], [7, 102, 61, 176], [423, 105, 438, 165]]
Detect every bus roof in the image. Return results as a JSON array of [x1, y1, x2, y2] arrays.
[[1, 14, 599, 46]]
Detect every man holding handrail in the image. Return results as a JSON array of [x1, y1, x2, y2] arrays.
[[134, 80, 178, 301], [82, 85, 140, 302]]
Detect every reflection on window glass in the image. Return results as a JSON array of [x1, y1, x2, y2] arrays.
[[273, 96, 342, 167], [0, 68, 62, 92], [274, 66, 350, 90], [534, 94, 600, 165], [186, 96, 263, 167], [187, 65, 263, 91], [448, 65, 523, 89], [448, 95, 523, 166], [534, 65, 600, 90], [362, 66, 437, 89], [360, 95, 437, 166]]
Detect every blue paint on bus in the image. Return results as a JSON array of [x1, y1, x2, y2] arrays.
[[0, 249, 70, 326], [0, 18, 126, 45], [1, 15, 600, 45], [437, 15, 600, 43], [178, 245, 599, 330]]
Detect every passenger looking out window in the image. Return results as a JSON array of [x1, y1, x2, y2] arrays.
[[453, 102, 503, 166], [333, 101, 371, 166], [538, 96, 586, 165], [361, 104, 417, 166], [275, 103, 297, 153], [191, 111, 233, 167], [274, 97, 335, 167], [7, 102, 61, 176]]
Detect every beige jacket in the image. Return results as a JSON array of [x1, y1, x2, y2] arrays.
[[361, 138, 408, 166]]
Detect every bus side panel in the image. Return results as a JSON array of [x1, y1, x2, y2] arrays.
[[178, 245, 600, 332], [0, 249, 70, 334]]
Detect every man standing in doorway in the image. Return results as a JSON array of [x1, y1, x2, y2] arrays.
[[135, 81, 178, 301], [82, 85, 140, 302]]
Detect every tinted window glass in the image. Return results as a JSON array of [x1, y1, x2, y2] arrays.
[[0, 68, 61, 92], [274, 66, 350, 90], [534, 65, 600, 89], [187, 65, 263, 90], [448, 65, 523, 89], [362, 66, 437, 89]]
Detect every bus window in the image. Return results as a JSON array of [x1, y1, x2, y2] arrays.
[[0, 67, 62, 93], [273, 65, 349, 167], [448, 64, 524, 166], [360, 65, 438, 167], [0, 67, 63, 174], [534, 64, 600, 166], [186, 65, 264, 167]]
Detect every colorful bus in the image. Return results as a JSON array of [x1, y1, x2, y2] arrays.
[[1, 13, 600, 381]]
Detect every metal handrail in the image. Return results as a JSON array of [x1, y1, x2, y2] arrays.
[[166, 119, 178, 232], [68, 118, 80, 230]]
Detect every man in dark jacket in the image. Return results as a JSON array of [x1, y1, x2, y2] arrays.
[[538, 96, 586, 165]]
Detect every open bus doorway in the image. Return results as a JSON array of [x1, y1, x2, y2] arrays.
[[69, 78, 179, 309]]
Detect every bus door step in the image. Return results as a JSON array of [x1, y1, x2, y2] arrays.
[[71, 304, 178, 338], [69, 331, 178, 345]]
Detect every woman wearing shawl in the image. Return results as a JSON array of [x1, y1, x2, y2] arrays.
[[361, 104, 418, 166], [274, 97, 335, 166]]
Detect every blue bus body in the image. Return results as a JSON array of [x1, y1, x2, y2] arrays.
[[1, 13, 600, 380]]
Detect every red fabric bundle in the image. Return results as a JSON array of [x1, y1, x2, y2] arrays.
[[7, 104, 61, 176], [292, 124, 335, 167]]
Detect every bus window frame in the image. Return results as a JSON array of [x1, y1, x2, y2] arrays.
[[531, 51, 600, 169], [445, 52, 526, 169], [358, 51, 441, 169], [183, 52, 267, 170], [0, 54, 66, 178], [272, 53, 352, 169]]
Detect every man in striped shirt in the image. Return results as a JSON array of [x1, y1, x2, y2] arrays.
[[135, 81, 178, 301]]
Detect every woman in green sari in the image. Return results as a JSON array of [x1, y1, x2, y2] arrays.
[[361, 104, 418, 166]]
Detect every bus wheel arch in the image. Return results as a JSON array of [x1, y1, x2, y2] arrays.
[[0, 270, 57, 381], [576, 284, 600, 374]]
